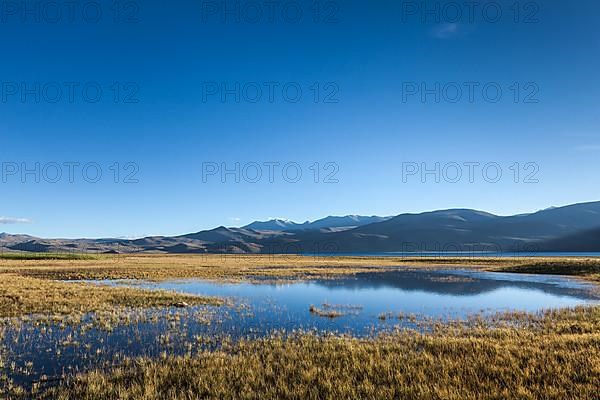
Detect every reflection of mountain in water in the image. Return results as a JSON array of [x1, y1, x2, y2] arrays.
[[312, 270, 597, 300]]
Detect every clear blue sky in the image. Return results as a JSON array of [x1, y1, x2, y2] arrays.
[[1, 0, 599, 238]]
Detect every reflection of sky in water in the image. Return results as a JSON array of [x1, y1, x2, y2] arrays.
[[3, 269, 599, 388], [148, 269, 598, 325]]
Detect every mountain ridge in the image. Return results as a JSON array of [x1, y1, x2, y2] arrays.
[[2, 201, 600, 254], [243, 215, 391, 232]]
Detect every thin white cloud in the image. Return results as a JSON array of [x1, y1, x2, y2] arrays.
[[0, 217, 32, 224], [115, 234, 153, 240], [431, 23, 461, 39]]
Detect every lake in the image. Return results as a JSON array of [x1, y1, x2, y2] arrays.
[[132, 268, 599, 333]]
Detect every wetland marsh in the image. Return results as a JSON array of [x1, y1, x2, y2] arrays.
[[1, 254, 600, 398]]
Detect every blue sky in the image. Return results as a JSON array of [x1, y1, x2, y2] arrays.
[[1, 0, 599, 238]]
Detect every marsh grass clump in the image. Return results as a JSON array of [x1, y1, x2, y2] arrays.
[[378, 312, 393, 321], [497, 258, 600, 280], [309, 303, 363, 319], [0, 274, 222, 319], [309, 305, 345, 318], [41, 306, 600, 400]]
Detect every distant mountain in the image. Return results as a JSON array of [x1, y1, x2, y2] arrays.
[[305, 215, 391, 230], [243, 219, 304, 231], [3, 201, 600, 254], [243, 215, 391, 232], [312, 203, 600, 253], [235, 203, 600, 254], [536, 228, 600, 252], [0, 233, 35, 242]]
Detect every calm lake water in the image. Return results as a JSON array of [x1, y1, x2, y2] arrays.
[[2, 268, 599, 388], [139, 269, 599, 332]]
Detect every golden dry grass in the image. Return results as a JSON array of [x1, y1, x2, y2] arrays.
[[43, 306, 600, 400], [0, 274, 221, 318], [1, 253, 599, 282], [0, 254, 404, 282]]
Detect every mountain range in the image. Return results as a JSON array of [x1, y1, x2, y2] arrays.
[[2, 201, 600, 254], [243, 215, 390, 232]]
